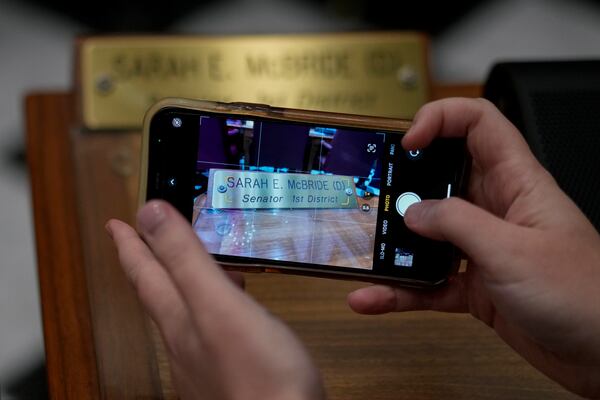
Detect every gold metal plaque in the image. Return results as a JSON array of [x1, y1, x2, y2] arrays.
[[78, 33, 430, 130], [206, 169, 358, 209]]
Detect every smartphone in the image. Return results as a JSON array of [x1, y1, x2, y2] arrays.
[[140, 98, 470, 287]]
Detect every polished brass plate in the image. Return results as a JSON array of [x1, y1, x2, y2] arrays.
[[79, 33, 430, 130]]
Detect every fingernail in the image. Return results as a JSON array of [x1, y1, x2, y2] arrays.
[[402, 123, 419, 149], [138, 201, 167, 235], [105, 221, 114, 239], [405, 113, 421, 136]]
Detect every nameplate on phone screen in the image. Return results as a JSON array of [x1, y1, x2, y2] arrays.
[[207, 169, 358, 209]]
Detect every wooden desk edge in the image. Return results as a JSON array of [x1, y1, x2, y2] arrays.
[[25, 92, 100, 399]]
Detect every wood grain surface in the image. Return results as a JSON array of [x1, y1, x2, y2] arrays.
[[26, 89, 579, 399], [71, 128, 166, 398], [25, 93, 100, 399]]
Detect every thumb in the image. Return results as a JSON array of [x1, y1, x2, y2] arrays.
[[404, 198, 523, 269]]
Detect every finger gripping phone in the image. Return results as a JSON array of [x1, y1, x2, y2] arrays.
[[141, 98, 470, 287]]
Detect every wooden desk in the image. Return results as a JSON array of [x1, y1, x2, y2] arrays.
[[25, 89, 578, 399]]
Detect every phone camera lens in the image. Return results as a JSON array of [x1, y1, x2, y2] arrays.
[[172, 117, 183, 128]]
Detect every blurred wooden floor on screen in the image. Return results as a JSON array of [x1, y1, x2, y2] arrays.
[[193, 194, 378, 269]]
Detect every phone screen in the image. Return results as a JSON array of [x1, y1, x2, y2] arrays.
[[147, 108, 469, 285]]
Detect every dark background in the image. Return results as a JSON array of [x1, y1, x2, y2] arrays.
[[21, 0, 600, 34], [24, 0, 487, 33]]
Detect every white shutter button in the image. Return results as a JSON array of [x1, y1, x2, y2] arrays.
[[396, 192, 421, 217]]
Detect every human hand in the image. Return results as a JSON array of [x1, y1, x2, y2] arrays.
[[106, 200, 324, 400], [348, 98, 600, 398]]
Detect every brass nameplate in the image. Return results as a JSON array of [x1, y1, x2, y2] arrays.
[[206, 169, 358, 209], [78, 33, 430, 130]]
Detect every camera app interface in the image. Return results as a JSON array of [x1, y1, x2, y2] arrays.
[[191, 115, 386, 270]]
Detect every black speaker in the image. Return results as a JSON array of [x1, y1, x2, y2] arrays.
[[484, 61, 600, 231]]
